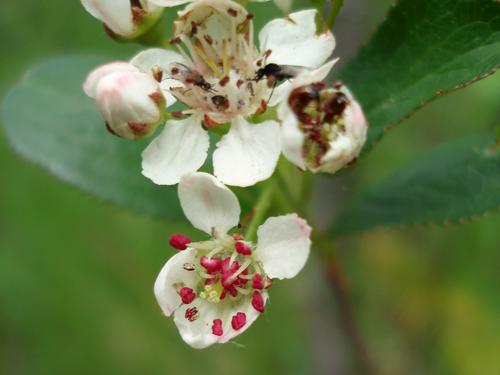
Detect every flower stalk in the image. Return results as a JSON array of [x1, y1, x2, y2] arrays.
[[326, 0, 344, 27]]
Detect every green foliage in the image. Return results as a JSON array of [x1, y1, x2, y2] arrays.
[[339, 0, 500, 152], [332, 135, 500, 235], [1, 56, 183, 220]]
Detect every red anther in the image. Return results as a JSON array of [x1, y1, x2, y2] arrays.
[[185, 307, 199, 322], [235, 241, 252, 255], [203, 114, 219, 129], [252, 274, 264, 290], [227, 286, 238, 297], [204, 278, 217, 286], [221, 271, 236, 289], [251, 291, 265, 313], [212, 319, 223, 336], [169, 234, 191, 250], [221, 257, 239, 273], [179, 287, 196, 304], [200, 256, 221, 273], [231, 312, 246, 330]]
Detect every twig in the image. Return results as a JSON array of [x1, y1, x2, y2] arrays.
[[325, 257, 379, 374]]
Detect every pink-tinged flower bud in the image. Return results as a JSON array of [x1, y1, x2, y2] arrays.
[[84, 63, 166, 140], [80, 0, 163, 40], [169, 234, 192, 250], [280, 80, 368, 175]]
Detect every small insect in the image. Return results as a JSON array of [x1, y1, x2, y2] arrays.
[[254, 63, 303, 87], [169, 63, 216, 93], [254, 63, 304, 105]]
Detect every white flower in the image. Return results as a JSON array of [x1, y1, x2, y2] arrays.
[[154, 172, 311, 349], [130, 1, 335, 186], [84, 62, 167, 140], [278, 64, 368, 173], [81, 0, 165, 39]]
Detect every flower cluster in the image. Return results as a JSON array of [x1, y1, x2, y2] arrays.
[[81, 0, 367, 348]]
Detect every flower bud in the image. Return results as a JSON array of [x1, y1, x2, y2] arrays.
[[84, 62, 166, 140], [280, 81, 368, 174], [80, 0, 163, 40]]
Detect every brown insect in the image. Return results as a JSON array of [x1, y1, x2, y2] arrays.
[[170, 63, 216, 93]]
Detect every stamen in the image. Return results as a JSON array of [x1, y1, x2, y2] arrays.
[[232, 259, 251, 278], [251, 291, 265, 312], [235, 241, 252, 255], [212, 319, 223, 336], [231, 312, 246, 330], [252, 274, 264, 290], [185, 307, 199, 322], [169, 233, 192, 250], [179, 287, 196, 304]]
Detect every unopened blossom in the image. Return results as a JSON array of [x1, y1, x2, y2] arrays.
[[126, 1, 335, 186], [84, 62, 167, 139], [154, 172, 311, 348], [278, 65, 368, 174], [80, 0, 167, 39]]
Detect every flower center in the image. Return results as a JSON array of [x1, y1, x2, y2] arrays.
[[167, 3, 268, 124], [189, 235, 270, 304], [288, 81, 351, 167]]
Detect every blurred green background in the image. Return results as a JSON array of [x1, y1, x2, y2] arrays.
[[0, 1, 499, 374]]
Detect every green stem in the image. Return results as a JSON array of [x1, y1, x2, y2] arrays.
[[326, 0, 344, 28], [316, 236, 378, 374], [244, 178, 277, 241]]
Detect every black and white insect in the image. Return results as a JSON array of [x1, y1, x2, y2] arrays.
[[253, 63, 303, 87]]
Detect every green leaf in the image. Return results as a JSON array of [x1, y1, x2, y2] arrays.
[[1, 56, 184, 220], [339, 0, 500, 152], [332, 135, 500, 235]]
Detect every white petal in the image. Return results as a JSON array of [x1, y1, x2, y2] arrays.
[[292, 59, 338, 88], [130, 48, 185, 107], [259, 9, 335, 68], [255, 214, 311, 279], [154, 249, 199, 317], [148, 0, 192, 6], [81, 0, 134, 36], [178, 172, 240, 236], [173, 293, 266, 349], [267, 80, 292, 107], [141, 115, 209, 185], [280, 109, 306, 170], [213, 116, 281, 187], [83, 61, 140, 98]]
